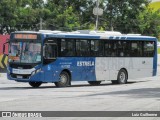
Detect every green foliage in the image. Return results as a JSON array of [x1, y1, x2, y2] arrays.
[[137, 6, 160, 39], [103, 0, 150, 33], [44, 1, 80, 31], [0, 0, 159, 38], [0, 0, 18, 33], [158, 48, 160, 54]]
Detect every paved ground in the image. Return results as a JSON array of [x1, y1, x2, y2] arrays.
[[0, 57, 160, 120]]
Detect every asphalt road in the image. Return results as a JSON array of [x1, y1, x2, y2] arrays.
[[0, 63, 160, 120]]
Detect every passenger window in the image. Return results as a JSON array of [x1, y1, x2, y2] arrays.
[[76, 40, 90, 56], [123, 41, 130, 57], [131, 41, 143, 57], [61, 39, 75, 56], [117, 41, 124, 57], [131, 42, 138, 57], [91, 40, 103, 56], [144, 41, 155, 57]]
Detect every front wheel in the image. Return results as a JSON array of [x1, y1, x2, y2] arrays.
[[29, 82, 42, 88], [117, 69, 128, 84], [88, 81, 101, 86], [55, 71, 70, 87]]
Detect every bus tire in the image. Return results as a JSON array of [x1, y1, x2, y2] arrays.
[[29, 82, 42, 88], [117, 69, 128, 84], [88, 81, 101, 86], [55, 71, 70, 87]]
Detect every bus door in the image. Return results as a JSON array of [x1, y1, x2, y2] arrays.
[[43, 39, 58, 82]]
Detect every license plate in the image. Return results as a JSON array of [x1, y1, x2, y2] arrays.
[[17, 75, 22, 79]]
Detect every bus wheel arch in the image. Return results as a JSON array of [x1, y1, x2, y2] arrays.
[[29, 82, 42, 88], [117, 68, 128, 84], [55, 69, 71, 87]]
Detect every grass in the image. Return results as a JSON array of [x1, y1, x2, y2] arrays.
[[158, 48, 160, 54]]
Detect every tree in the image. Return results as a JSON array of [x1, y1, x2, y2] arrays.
[[137, 7, 160, 39], [0, 0, 159, 38], [16, 0, 45, 31], [0, 0, 19, 34], [44, 0, 80, 31], [101, 0, 150, 33]]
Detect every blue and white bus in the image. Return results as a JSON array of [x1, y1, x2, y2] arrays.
[[3, 30, 157, 87]]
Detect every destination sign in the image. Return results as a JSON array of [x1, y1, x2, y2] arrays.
[[14, 34, 37, 39]]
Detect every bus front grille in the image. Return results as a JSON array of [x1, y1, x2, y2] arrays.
[[10, 73, 30, 79]]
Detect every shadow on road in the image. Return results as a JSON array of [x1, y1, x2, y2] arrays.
[[108, 87, 160, 99], [83, 87, 160, 99], [0, 81, 145, 90]]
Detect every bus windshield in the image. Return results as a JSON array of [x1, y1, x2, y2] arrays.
[[9, 41, 41, 63]]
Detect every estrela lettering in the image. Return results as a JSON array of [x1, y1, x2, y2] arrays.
[[77, 61, 95, 66]]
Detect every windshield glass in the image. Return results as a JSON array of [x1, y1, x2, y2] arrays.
[[9, 42, 41, 63]]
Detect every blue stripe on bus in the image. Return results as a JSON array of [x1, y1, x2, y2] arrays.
[[46, 34, 157, 41], [46, 34, 100, 39], [153, 41, 158, 76], [65, 35, 100, 39], [109, 37, 156, 41]]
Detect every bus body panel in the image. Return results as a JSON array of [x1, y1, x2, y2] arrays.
[[41, 57, 96, 82], [7, 57, 154, 83], [95, 57, 154, 81], [6, 31, 158, 84], [7, 57, 96, 82]]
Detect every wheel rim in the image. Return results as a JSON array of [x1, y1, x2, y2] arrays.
[[119, 72, 125, 83], [60, 74, 67, 84]]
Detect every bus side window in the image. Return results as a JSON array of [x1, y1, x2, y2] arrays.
[[131, 42, 138, 57], [76, 40, 90, 56], [91, 40, 99, 56], [105, 41, 114, 57], [110, 41, 117, 57], [61, 39, 75, 56], [104, 42, 109, 56], [124, 41, 131, 57], [117, 41, 124, 57], [45, 44, 57, 59], [91, 40, 104, 57], [131, 41, 143, 57], [144, 41, 155, 57]]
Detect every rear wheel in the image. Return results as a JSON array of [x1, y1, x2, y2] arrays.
[[29, 82, 42, 88], [117, 69, 128, 84], [55, 71, 70, 87], [88, 81, 101, 86]]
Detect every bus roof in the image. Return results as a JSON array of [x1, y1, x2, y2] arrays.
[[13, 30, 157, 41]]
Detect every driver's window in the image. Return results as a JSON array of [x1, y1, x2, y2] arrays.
[[45, 44, 57, 59]]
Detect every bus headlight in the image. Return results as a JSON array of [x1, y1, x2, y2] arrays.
[[36, 69, 41, 73], [31, 71, 36, 76], [31, 69, 41, 76]]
